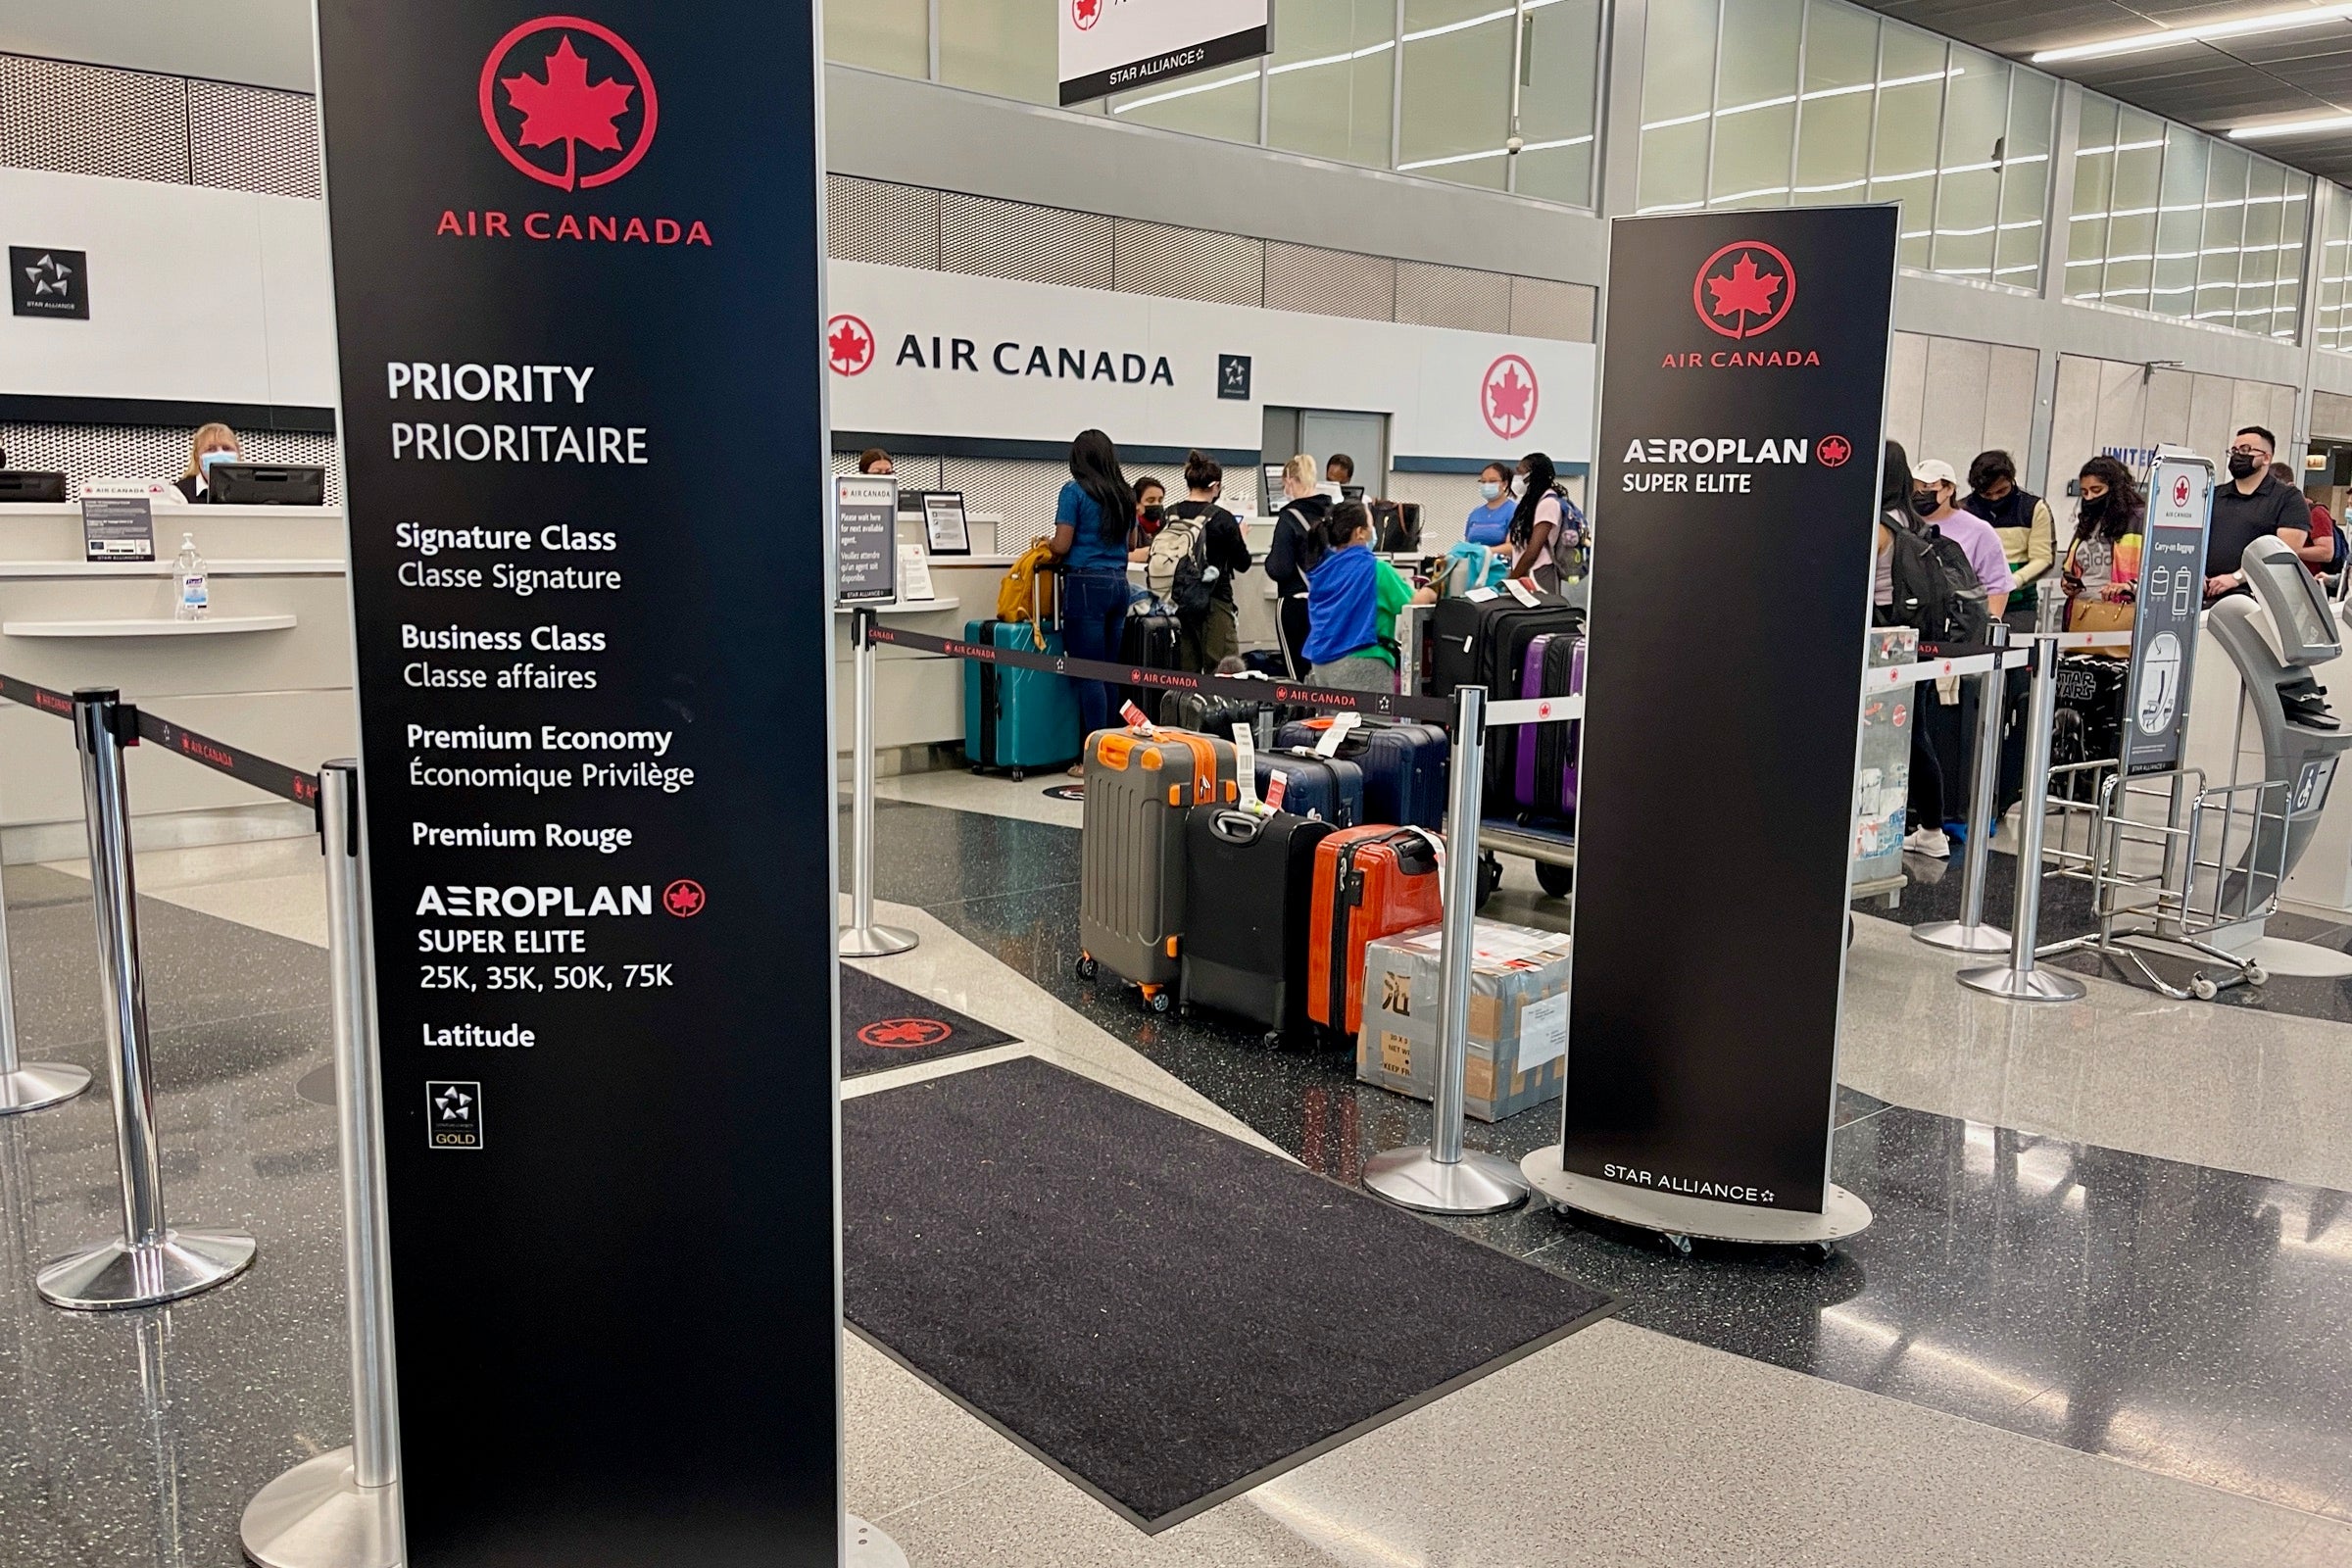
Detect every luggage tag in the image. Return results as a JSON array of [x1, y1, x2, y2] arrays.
[[1313, 712, 1359, 758], [1232, 724, 1264, 814], [1119, 699, 1154, 734], [1504, 578, 1541, 608], [1264, 769, 1290, 812], [1463, 586, 1500, 603]]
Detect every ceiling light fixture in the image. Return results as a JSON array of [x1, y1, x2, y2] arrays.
[[2032, 0, 2352, 64], [2230, 112, 2352, 140]]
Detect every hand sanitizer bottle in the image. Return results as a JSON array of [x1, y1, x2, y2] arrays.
[[173, 534, 209, 621]]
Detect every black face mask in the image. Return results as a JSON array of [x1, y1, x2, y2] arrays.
[[2080, 494, 2108, 523], [2227, 453, 2261, 480], [1911, 491, 1938, 517], [1142, 504, 1164, 523]]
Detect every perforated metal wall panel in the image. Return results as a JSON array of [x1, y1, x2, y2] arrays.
[[940, 457, 1068, 549], [940, 193, 1114, 289], [0, 423, 340, 505], [1263, 242, 1394, 322], [1394, 262, 1512, 333], [1509, 275, 1597, 342], [1111, 220, 1264, 308], [827, 175, 941, 269], [0, 54, 189, 182], [831, 448, 945, 489], [188, 79, 319, 198]]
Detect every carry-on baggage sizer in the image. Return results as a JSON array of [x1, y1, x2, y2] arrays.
[[963, 568, 1082, 779], [1274, 717, 1449, 830], [1179, 808, 1336, 1045], [1306, 825, 1446, 1040], [1078, 727, 1240, 1011]]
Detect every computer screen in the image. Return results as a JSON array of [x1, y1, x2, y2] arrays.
[[2245, 539, 2339, 663], [209, 465, 327, 505], [0, 471, 69, 503]]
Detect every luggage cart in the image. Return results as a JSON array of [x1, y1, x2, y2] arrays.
[[2036, 761, 2286, 1000], [1475, 817, 1576, 906]]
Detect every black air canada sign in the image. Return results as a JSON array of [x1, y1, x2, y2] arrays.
[[313, 5, 839, 1562]]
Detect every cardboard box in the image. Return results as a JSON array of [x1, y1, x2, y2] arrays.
[[1354, 920, 1572, 1122]]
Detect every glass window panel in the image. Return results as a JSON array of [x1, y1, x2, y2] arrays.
[[1801, 0, 1877, 93], [2069, 96, 2117, 303], [2274, 172, 2312, 339], [825, 0, 929, 78], [2151, 126, 2206, 318], [2240, 158, 2286, 333], [1399, 0, 1515, 190], [1873, 23, 1947, 268], [1994, 70, 2055, 287], [1709, 0, 1798, 207], [1266, 0, 1396, 169], [1793, 0, 1874, 204], [1514, 0, 1604, 207], [939, 0, 1057, 105], [1108, 66, 1263, 142], [2321, 188, 2352, 354], [2199, 141, 2249, 323], [2101, 107, 2163, 310], [1713, 105, 1795, 207], [1638, 0, 1717, 211], [1930, 47, 2006, 276]]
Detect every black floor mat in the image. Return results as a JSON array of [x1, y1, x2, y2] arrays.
[[839, 965, 1016, 1078], [843, 1056, 1618, 1531]]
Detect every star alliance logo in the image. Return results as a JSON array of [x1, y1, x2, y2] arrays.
[[11, 246, 88, 318], [427, 1081, 484, 1150], [24, 254, 70, 296]]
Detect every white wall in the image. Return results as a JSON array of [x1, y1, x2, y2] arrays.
[[2045, 353, 2299, 499], [0, 166, 335, 408], [1882, 331, 2039, 482]]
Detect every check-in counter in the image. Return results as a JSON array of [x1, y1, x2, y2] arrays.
[[0, 504, 357, 834]]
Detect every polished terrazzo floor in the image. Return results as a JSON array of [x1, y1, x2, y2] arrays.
[[3, 805, 2351, 1564]]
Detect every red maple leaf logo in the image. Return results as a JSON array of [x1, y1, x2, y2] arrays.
[[1072, 0, 1102, 28], [502, 36, 634, 192], [1818, 434, 1852, 468], [1482, 354, 1540, 439], [662, 879, 706, 918], [1491, 368, 1532, 424], [827, 314, 875, 375], [1707, 253, 1781, 321]]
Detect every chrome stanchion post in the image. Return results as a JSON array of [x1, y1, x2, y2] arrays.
[[839, 608, 916, 958], [1958, 640, 2085, 1002], [1916, 630, 2014, 954], [0, 804, 92, 1113], [37, 688, 256, 1309], [242, 761, 404, 1567], [1365, 684, 1529, 1215]]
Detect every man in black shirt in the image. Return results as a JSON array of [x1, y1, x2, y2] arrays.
[[2206, 424, 2333, 727]]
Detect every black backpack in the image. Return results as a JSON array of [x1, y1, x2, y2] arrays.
[[1880, 510, 1989, 647]]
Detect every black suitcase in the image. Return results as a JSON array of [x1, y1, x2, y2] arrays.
[[1121, 605, 1186, 721], [1179, 808, 1335, 1043], [1165, 691, 1284, 748], [1428, 590, 1582, 699], [2051, 654, 2129, 802]]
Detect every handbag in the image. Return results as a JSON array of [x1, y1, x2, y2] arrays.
[[2067, 598, 2132, 635]]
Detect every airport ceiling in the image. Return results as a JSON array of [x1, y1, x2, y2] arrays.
[[1857, 0, 2352, 184]]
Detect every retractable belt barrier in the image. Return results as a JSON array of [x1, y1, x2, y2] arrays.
[[863, 621, 1461, 724], [0, 674, 320, 808]]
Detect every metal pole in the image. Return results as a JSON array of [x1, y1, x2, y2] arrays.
[[1364, 684, 1530, 1215], [1916, 640, 2014, 954], [1959, 640, 2086, 1002], [0, 803, 92, 1113], [242, 761, 404, 1568], [840, 609, 916, 958], [36, 688, 256, 1309]]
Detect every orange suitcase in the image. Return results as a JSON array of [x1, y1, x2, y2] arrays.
[[1306, 826, 1445, 1038]]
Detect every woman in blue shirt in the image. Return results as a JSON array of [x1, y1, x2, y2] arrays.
[[1463, 462, 1514, 547], [1050, 429, 1138, 766]]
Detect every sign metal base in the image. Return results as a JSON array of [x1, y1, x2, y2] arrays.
[[239, 1448, 404, 1568], [839, 925, 918, 959], [1955, 963, 2085, 1002], [848, 1515, 908, 1568], [1520, 1146, 1871, 1249], [35, 1226, 255, 1310], [1363, 1148, 1529, 1216], [1912, 919, 2013, 954], [0, 1062, 91, 1115]]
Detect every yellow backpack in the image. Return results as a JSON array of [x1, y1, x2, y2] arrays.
[[998, 539, 1058, 647]]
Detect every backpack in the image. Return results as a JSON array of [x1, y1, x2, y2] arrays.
[[1147, 507, 1217, 621], [998, 539, 1059, 648], [2325, 506, 2346, 573], [1880, 510, 1988, 646]]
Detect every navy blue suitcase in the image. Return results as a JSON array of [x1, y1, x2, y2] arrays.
[[1253, 751, 1364, 825], [1276, 719, 1448, 830]]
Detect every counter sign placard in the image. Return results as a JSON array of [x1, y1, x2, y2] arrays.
[[314, 4, 839, 1562], [2127, 454, 2213, 776], [1562, 208, 1897, 1218], [835, 474, 898, 603]]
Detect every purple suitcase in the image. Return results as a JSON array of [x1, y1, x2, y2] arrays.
[[1513, 634, 1555, 808], [1553, 640, 1587, 815]]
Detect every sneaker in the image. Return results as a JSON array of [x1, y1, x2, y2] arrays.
[[1904, 827, 1952, 857]]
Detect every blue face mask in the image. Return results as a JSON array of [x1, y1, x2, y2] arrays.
[[1480, 482, 1503, 502], [199, 449, 236, 473]]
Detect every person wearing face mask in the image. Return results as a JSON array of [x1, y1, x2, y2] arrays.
[[1265, 454, 1332, 677], [1128, 476, 1167, 557], [1961, 450, 2055, 634], [2205, 425, 2310, 600], [173, 421, 242, 503], [1464, 462, 1515, 547], [2058, 456, 2142, 649], [1912, 461, 2012, 620], [1504, 451, 1582, 591]]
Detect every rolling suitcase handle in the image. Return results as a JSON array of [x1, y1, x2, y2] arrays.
[[1210, 809, 1267, 846]]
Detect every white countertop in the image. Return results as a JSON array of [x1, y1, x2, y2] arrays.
[[2, 613, 299, 638]]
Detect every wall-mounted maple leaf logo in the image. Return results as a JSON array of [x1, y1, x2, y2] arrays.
[[1481, 354, 1540, 440], [827, 314, 876, 376], [478, 17, 660, 192], [1071, 0, 1103, 29], [1692, 240, 1796, 339]]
